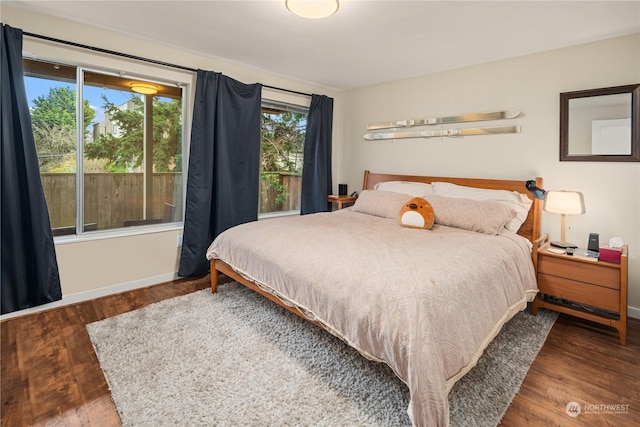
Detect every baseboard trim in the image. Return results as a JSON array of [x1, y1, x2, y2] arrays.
[[0, 272, 178, 321], [628, 306, 640, 320]]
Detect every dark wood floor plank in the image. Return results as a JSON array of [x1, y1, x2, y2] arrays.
[[57, 306, 120, 426], [500, 314, 640, 427], [1, 321, 33, 427], [27, 311, 91, 423], [2, 276, 638, 427]]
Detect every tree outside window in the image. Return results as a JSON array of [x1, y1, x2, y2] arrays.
[[260, 108, 306, 214]]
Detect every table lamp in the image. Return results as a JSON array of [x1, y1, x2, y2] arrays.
[[543, 190, 585, 248]]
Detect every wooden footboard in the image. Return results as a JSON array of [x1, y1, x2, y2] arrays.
[[210, 259, 324, 329]]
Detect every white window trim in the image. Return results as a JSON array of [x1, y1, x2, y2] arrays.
[[23, 41, 193, 242]]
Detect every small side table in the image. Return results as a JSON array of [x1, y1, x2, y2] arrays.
[[532, 238, 628, 345], [327, 195, 358, 210]]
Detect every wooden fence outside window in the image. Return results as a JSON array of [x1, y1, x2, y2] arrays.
[[41, 172, 301, 232]]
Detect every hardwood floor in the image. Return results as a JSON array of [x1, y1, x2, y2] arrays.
[[2, 276, 638, 427], [500, 314, 639, 427]]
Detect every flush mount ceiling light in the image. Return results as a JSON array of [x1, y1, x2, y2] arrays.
[[130, 82, 159, 95], [286, 0, 339, 19]]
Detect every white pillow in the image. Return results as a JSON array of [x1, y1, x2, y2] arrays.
[[431, 182, 532, 232], [373, 181, 435, 197], [351, 190, 411, 219], [425, 195, 516, 235]]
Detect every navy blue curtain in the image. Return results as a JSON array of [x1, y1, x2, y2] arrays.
[[1, 24, 62, 314], [301, 94, 333, 215], [178, 71, 262, 277]]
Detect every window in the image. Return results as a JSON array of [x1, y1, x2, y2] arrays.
[[259, 101, 307, 216], [24, 58, 184, 236]]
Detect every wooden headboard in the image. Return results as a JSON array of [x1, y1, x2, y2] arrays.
[[362, 170, 543, 243]]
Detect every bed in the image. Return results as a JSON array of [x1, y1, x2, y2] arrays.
[[206, 171, 543, 426]]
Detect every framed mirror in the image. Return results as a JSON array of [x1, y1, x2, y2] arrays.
[[560, 84, 639, 162]]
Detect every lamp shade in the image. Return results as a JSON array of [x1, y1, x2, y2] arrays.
[[543, 191, 585, 215], [286, 0, 339, 19]]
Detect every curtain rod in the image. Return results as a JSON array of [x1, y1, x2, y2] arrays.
[[23, 31, 313, 98]]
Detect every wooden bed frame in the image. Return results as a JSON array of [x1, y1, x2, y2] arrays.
[[210, 170, 543, 324]]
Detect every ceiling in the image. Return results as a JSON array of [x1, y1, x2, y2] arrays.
[[7, 1, 640, 90]]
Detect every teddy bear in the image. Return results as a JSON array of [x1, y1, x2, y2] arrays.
[[398, 197, 434, 229]]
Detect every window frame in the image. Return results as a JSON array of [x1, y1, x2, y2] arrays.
[[258, 97, 310, 219], [22, 45, 192, 244], [22, 39, 312, 242]]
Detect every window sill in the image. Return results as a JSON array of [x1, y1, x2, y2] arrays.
[[258, 210, 300, 220], [53, 223, 183, 245], [53, 210, 300, 245]]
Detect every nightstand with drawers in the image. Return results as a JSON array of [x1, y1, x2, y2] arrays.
[[532, 236, 628, 345]]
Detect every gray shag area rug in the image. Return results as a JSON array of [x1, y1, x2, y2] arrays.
[[87, 282, 557, 427]]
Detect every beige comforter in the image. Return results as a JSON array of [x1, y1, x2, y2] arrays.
[[206, 209, 538, 426]]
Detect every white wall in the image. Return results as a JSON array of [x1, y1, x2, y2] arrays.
[[341, 33, 640, 316]]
